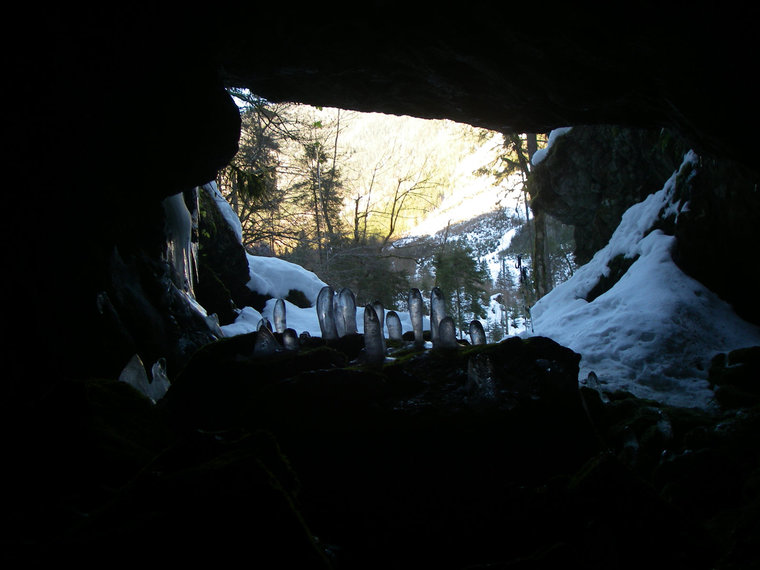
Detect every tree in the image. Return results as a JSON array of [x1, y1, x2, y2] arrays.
[[476, 131, 562, 301], [433, 240, 490, 338], [217, 90, 306, 253]]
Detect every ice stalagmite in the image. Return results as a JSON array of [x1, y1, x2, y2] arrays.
[[438, 316, 460, 348], [372, 301, 385, 335], [363, 304, 385, 365], [273, 298, 287, 333], [373, 300, 386, 351], [317, 286, 339, 340], [338, 287, 358, 335], [430, 287, 445, 347], [334, 292, 345, 337], [386, 310, 403, 340], [469, 320, 486, 345], [282, 328, 300, 351], [408, 288, 424, 347], [254, 326, 280, 356]]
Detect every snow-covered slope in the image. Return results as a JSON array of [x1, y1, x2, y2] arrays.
[[530, 150, 760, 409]]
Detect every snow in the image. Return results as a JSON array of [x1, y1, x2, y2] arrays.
[[245, 254, 328, 304], [529, 150, 760, 409], [531, 127, 573, 166]]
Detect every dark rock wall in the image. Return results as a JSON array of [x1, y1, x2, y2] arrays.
[[529, 126, 689, 263], [671, 155, 760, 325], [4, 7, 760, 568], [197, 186, 252, 324]]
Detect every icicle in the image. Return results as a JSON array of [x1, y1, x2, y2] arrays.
[[386, 310, 403, 341], [438, 316, 460, 349], [430, 287, 445, 347], [338, 287, 358, 335], [469, 320, 486, 345], [317, 286, 338, 340], [282, 328, 300, 351], [363, 304, 385, 366], [162, 192, 196, 296], [273, 298, 287, 333], [408, 288, 424, 347], [254, 326, 280, 356]]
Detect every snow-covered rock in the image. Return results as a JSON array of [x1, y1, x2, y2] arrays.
[[530, 150, 760, 409]]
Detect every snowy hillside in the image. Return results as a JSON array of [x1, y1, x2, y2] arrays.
[[530, 150, 760, 409]]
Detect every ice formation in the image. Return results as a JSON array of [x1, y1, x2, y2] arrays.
[[317, 286, 339, 340], [386, 310, 403, 340], [408, 288, 425, 346], [469, 320, 486, 345], [118, 354, 171, 404], [430, 287, 445, 346], [254, 326, 280, 356], [162, 191, 197, 296], [282, 328, 300, 351], [363, 304, 385, 365], [338, 287, 358, 335], [438, 316, 460, 348], [273, 298, 287, 333]]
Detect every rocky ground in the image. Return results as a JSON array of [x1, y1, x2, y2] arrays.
[[5, 334, 759, 568]]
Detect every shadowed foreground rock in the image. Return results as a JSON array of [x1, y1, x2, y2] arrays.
[[6, 333, 759, 568]]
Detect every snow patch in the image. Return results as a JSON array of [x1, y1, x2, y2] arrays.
[[530, 150, 760, 409], [246, 255, 328, 304], [203, 181, 242, 242], [531, 127, 573, 166]]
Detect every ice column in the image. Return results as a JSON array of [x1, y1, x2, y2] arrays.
[[386, 310, 403, 341], [317, 286, 339, 340], [408, 288, 424, 347], [363, 304, 385, 365], [469, 320, 486, 345], [273, 298, 287, 333]]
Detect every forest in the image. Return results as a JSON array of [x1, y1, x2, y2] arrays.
[[216, 89, 577, 340]]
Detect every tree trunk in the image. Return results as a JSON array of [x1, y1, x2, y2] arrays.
[[532, 208, 550, 299], [524, 133, 551, 299]]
